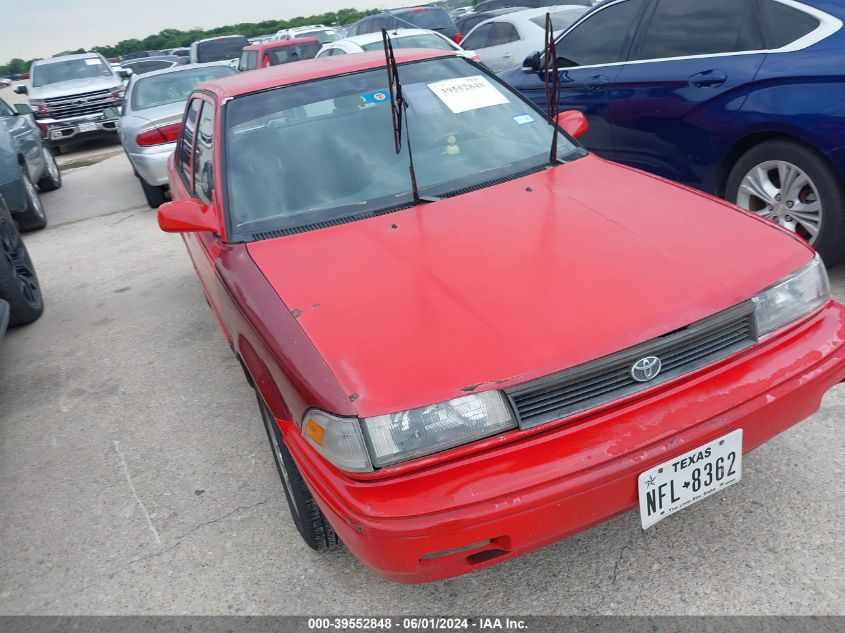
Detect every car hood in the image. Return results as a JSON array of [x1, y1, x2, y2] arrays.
[[246, 155, 811, 417], [30, 76, 121, 99]]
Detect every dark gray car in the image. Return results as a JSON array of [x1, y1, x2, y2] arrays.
[[0, 97, 62, 231]]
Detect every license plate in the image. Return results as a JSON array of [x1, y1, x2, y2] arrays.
[[638, 429, 742, 529], [78, 122, 97, 133]]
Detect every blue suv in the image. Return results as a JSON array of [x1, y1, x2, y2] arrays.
[[501, 0, 845, 264]]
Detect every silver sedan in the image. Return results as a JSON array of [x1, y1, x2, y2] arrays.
[[113, 62, 236, 207]]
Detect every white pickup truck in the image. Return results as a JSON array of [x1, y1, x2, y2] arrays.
[[14, 52, 130, 152]]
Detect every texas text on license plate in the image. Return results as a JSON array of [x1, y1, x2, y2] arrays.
[[638, 429, 742, 529]]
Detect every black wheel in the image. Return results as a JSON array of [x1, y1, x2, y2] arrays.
[[257, 394, 340, 552], [37, 146, 62, 192], [0, 196, 43, 326], [726, 139, 845, 265], [15, 170, 47, 231], [140, 178, 167, 209]]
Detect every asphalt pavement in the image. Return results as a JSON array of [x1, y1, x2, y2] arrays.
[[0, 139, 843, 615]]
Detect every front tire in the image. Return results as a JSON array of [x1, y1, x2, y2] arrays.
[[15, 171, 47, 232], [37, 147, 62, 192], [726, 140, 845, 265], [0, 196, 43, 326], [140, 178, 167, 209], [257, 394, 340, 552]]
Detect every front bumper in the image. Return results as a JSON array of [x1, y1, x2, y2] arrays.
[[283, 301, 845, 583], [128, 143, 175, 187], [38, 113, 119, 145]]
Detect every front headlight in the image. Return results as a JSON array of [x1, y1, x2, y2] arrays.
[[362, 391, 517, 468], [753, 254, 830, 336]]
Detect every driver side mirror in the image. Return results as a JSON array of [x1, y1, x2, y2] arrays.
[[555, 110, 589, 139], [14, 103, 33, 115], [13, 84, 27, 95], [522, 51, 541, 73], [118, 68, 133, 80], [158, 198, 218, 233]]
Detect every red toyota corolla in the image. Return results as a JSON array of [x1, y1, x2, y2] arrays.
[[158, 49, 845, 583]]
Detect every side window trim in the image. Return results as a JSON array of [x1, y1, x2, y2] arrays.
[[554, 0, 841, 70], [763, 0, 842, 53], [629, 0, 765, 62]]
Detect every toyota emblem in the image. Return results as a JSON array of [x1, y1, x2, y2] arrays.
[[630, 356, 662, 382]]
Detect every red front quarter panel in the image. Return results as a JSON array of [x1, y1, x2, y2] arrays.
[[166, 143, 354, 424]]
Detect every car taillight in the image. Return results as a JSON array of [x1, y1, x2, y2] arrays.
[[37, 122, 49, 138], [136, 122, 181, 147], [455, 32, 463, 44]]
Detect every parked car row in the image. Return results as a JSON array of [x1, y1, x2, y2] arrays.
[[462, 4, 588, 72]]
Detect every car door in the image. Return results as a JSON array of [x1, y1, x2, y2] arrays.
[[611, 0, 767, 188], [176, 97, 229, 331], [516, 0, 647, 157], [0, 98, 43, 181], [480, 21, 523, 73], [461, 23, 495, 68]]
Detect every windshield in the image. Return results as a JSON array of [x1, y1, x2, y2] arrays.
[[529, 8, 588, 31], [361, 34, 455, 52], [295, 30, 340, 43], [130, 66, 236, 111], [32, 58, 113, 87], [266, 42, 321, 65], [224, 57, 581, 239], [197, 37, 249, 62]]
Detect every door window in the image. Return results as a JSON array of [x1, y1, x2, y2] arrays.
[[193, 103, 216, 204], [633, 0, 763, 61], [488, 22, 520, 47], [760, 0, 820, 49], [462, 23, 494, 50], [555, 0, 645, 68], [179, 98, 202, 185]]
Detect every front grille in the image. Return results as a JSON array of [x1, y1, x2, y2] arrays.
[[44, 89, 116, 120], [506, 301, 757, 429]]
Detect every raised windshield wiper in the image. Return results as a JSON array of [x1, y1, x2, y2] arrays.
[[381, 28, 438, 205], [543, 13, 562, 166]]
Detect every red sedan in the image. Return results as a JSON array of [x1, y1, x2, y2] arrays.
[[158, 49, 845, 583]]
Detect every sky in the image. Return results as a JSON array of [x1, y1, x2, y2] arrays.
[[2, 0, 421, 61]]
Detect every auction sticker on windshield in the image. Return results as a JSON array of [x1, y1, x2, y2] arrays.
[[427, 75, 509, 114], [638, 429, 742, 529]]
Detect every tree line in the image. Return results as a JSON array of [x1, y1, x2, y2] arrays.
[[0, 7, 375, 76]]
